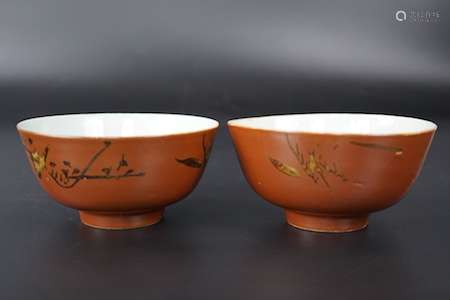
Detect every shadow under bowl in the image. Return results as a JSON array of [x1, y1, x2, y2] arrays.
[[228, 113, 437, 233], [17, 113, 218, 230]]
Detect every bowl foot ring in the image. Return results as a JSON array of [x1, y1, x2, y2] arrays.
[[79, 209, 164, 230], [285, 210, 368, 233]]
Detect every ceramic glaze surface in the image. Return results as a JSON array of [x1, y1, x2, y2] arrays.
[[17, 113, 218, 137], [228, 113, 437, 135], [18, 113, 218, 230], [228, 113, 436, 233]]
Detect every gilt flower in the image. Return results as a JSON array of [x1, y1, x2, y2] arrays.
[[307, 153, 317, 173], [31, 152, 46, 177]]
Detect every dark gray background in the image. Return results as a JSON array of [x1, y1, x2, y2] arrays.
[[0, 0, 449, 299]]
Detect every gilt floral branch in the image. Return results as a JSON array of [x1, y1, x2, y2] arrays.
[[23, 138, 145, 189], [269, 134, 347, 188]]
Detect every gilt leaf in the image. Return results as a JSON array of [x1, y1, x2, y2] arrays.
[[176, 157, 203, 168], [269, 157, 300, 177]]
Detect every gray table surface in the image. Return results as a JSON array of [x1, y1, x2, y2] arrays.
[[1, 117, 449, 299]]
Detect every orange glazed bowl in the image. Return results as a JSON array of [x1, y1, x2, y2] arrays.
[[228, 113, 436, 233], [17, 113, 218, 230]]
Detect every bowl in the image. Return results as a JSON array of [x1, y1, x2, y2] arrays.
[[17, 113, 218, 230], [228, 113, 437, 233]]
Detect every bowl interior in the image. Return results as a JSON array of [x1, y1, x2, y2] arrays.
[[228, 113, 436, 135], [17, 113, 219, 138]]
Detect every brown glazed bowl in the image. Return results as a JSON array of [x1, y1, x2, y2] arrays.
[[17, 113, 218, 230], [228, 113, 437, 233]]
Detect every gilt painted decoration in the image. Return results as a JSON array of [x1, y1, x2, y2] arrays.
[[269, 134, 347, 188], [23, 138, 145, 189], [176, 135, 212, 169]]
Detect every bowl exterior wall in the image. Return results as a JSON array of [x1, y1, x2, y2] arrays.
[[18, 129, 216, 212], [229, 125, 435, 215]]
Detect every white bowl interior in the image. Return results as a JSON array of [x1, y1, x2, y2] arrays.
[[17, 113, 219, 138], [228, 113, 437, 135]]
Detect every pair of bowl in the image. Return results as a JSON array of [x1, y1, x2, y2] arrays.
[[17, 113, 436, 232]]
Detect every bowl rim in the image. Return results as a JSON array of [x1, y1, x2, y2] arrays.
[[227, 113, 438, 136], [17, 112, 219, 139]]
